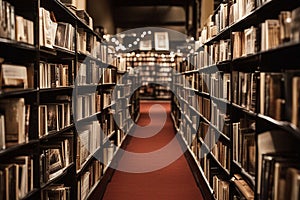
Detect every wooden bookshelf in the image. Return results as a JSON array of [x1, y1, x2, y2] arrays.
[[172, 0, 300, 199], [0, 0, 140, 199]]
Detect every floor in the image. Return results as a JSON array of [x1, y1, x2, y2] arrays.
[[101, 100, 203, 200]]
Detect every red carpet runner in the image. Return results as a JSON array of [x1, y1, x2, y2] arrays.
[[102, 101, 203, 200]]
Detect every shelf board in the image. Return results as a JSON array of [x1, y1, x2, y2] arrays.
[[20, 188, 39, 200], [183, 87, 198, 93], [201, 0, 300, 47], [0, 140, 39, 159], [195, 91, 210, 99], [102, 131, 116, 145], [76, 112, 101, 124], [76, 146, 102, 177], [39, 124, 75, 141], [0, 89, 37, 99], [209, 153, 230, 177], [78, 52, 102, 63], [232, 160, 255, 188], [183, 69, 199, 75], [181, 134, 214, 195], [0, 37, 36, 51], [197, 137, 210, 153], [40, 46, 75, 60], [257, 114, 300, 139], [39, 86, 74, 93], [84, 178, 102, 200], [41, 163, 75, 190], [54, 46, 76, 58], [117, 71, 127, 75], [210, 96, 231, 106], [231, 103, 256, 118]]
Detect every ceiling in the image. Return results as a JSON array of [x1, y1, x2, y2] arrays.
[[87, 0, 222, 41], [87, 0, 200, 36]]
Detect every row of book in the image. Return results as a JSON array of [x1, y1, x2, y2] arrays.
[[198, 0, 254, 45], [38, 102, 71, 137], [211, 141, 231, 171], [232, 8, 300, 58], [123, 52, 175, 67], [232, 70, 300, 127], [76, 93, 101, 120], [42, 184, 71, 200], [1, 62, 69, 92], [180, 116, 194, 145], [0, 156, 34, 200], [233, 118, 256, 176], [180, 71, 231, 104], [77, 62, 116, 86], [233, 174, 255, 200], [0, 63, 34, 93], [39, 62, 73, 89], [198, 3, 300, 53], [40, 137, 73, 183], [232, 71, 257, 113], [78, 160, 102, 200], [259, 152, 300, 200], [256, 129, 300, 199], [76, 122, 101, 172], [103, 92, 112, 108], [211, 102, 230, 135], [213, 176, 230, 200], [39, 8, 75, 51], [0, 0, 34, 45], [39, 7, 115, 65], [101, 112, 115, 138], [102, 140, 115, 170], [115, 109, 130, 131], [77, 29, 115, 63], [0, 98, 30, 149]]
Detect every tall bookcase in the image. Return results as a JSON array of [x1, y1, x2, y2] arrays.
[[0, 0, 139, 199], [121, 51, 175, 100], [171, 0, 300, 199]]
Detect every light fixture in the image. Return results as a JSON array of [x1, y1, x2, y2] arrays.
[[148, 31, 152, 34]]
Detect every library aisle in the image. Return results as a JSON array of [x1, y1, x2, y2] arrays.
[[101, 101, 203, 200]]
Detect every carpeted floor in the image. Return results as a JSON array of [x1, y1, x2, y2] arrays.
[[102, 101, 203, 200]]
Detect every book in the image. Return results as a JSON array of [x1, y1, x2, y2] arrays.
[[0, 114, 5, 150], [234, 174, 254, 200], [40, 138, 72, 183], [213, 176, 230, 200], [0, 1, 9, 38], [257, 130, 299, 195], [292, 76, 300, 127], [261, 19, 280, 51], [285, 168, 300, 200], [260, 73, 285, 120], [0, 98, 26, 147], [259, 153, 300, 200], [279, 11, 292, 43], [291, 7, 300, 43], [39, 8, 57, 48], [42, 184, 71, 200], [54, 22, 75, 51], [0, 64, 28, 92]]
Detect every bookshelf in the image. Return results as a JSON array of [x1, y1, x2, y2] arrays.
[[121, 51, 176, 100], [0, 0, 139, 199], [172, 0, 300, 199]]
